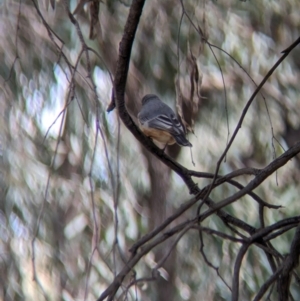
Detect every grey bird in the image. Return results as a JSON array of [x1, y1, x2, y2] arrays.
[[137, 94, 192, 147]]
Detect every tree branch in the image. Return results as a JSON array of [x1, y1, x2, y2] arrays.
[[108, 0, 199, 194], [198, 142, 300, 222], [278, 224, 300, 301], [98, 141, 300, 300]]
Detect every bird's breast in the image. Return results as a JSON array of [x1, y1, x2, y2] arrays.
[[139, 125, 176, 145]]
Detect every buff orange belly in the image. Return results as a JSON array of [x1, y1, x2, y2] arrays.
[[140, 126, 176, 145]]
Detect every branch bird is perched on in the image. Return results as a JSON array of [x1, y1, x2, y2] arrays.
[[138, 94, 192, 148]]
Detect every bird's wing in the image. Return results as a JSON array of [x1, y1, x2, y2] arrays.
[[140, 113, 184, 136]]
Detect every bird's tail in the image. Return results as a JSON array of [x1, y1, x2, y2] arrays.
[[174, 135, 192, 147]]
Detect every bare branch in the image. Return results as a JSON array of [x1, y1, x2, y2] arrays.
[[278, 224, 300, 300], [198, 142, 300, 222]]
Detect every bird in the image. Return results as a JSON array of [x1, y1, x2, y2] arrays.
[[137, 94, 192, 148]]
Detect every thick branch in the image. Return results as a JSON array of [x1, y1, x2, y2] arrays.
[[253, 224, 300, 301], [109, 0, 199, 194], [278, 224, 300, 301], [232, 220, 300, 301]]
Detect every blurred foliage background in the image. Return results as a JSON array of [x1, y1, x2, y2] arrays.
[[1, 0, 300, 300]]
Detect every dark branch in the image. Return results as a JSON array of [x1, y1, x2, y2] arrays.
[[107, 0, 199, 194], [198, 142, 300, 222], [278, 224, 300, 301]]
